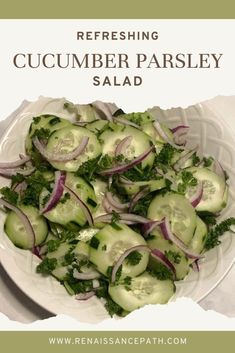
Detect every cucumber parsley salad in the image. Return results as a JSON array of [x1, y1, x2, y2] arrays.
[[0, 99, 235, 317]]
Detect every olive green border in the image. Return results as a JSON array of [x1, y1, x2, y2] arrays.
[[0, 331, 234, 353], [0, 0, 235, 18]]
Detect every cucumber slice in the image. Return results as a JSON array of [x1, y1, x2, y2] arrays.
[[4, 205, 48, 249], [91, 178, 107, 217], [108, 272, 175, 312], [40, 173, 97, 227], [148, 193, 197, 245], [187, 167, 226, 213], [73, 241, 90, 258], [99, 125, 155, 169], [52, 266, 69, 281], [45, 126, 101, 172], [119, 178, 166, 196], [142, 122, 174, 145], [47, 242, 72, 263], [189, 217, 207, 254], [26, 115, 71, 154], [76, 227, 100, 242], [147, 227, 190, 280], [89, 223, 149, 279]]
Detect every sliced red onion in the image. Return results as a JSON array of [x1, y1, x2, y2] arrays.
[[106, 192, 129, 210], [13, 181, 27, 194], [102, 197, 121, 214], [119, 176, 134, 185], [171, 125, 190, 134], [129, 186, 150, 212], [159, 218, 204, 260], [0, 155, 31, 169], [151, 249, 176, 279], [191, 259, 200, 272], [91, 101, 119, 122], [115, 136, 133, 157], [189, 182, 203, 208], [0, 167, 35, 177], [75, 291, 95, 301], [99, 145, 154, 176], [111, 245, 151, 283], [39, 244, 48, 256], [153, 121, 183, 150], [114, 117, 141, 129], [213, 160, 226, 181], [94, 213, 150, 225], [40, 171, 66, 214], [0, 198, 35, 249], [64, 185, 94, 226], [172, 126, 190, 146], [33, 136, 89, 162], [173, 146, 198, 171], [141, 221, 162, 237], [73, 268, 100, 280], [33, 246, 42, 259]]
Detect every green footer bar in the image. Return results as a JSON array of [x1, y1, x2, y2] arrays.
[[0, 331, 234, 353], [1, 0, 235, 19]]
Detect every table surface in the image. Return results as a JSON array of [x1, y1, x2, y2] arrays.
[[0, 96, 235, 323]]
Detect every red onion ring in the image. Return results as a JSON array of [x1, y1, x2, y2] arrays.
[[0, 155, 31, 169], [75, 291, 95, 301], [115, 136, 133, 157], [0, 198, 36, 249], [213, 160, 226, 181], [106, 192, 129, 210], [129, 186, 150, 212], [153, 121, 182, 149], [73, 268, 100, 280], [191, 259, 200, 272], [171, 125, 190, 134], [159, 218, 204, 260], [99, 145, 154, 176], [33, 136, 89, 162], [189, 181, 203, 208], [113, 117, 141, 129], [102, 197, 121, 213], [92, 101, 119, 122], [40, 171, 66, 214], [111, 245, 151, 283], [0, 167, 35, 177], [151, 249, 176, 279], [64, 185, 94, 226], [173, 146, 198, 171], [141, 221, 162, 237]]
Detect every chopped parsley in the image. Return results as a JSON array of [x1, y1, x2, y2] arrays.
[[60, 192, 70, 204], [0, 187, 18, 205], [31, 127, 51, 141], [90, 237, 100, 249], [132, 193, 153, 217], [104, 297, 123, 317], [21, 171, 51, 208], [192, 152, 200, 166], [165, 250, 181, 264], [178, 170, 197, 194], [33, 116, 41, 124], [49, 117, 61, 126], [203, 156, 214, 167], [204, 217, 235, 250], [197, 211, 217, 226], [86, 198, 97, 208], [11, 173, 25, 185], [154, 143, 178, 170], [147, 264, 173, 280], [36, 258, 57, 274], [75, 156, 101, 181], [46, 239, 61, 253], [126, 251, 142, 266]]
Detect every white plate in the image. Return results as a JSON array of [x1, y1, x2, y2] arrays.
[[0, 96, 235, 323]]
